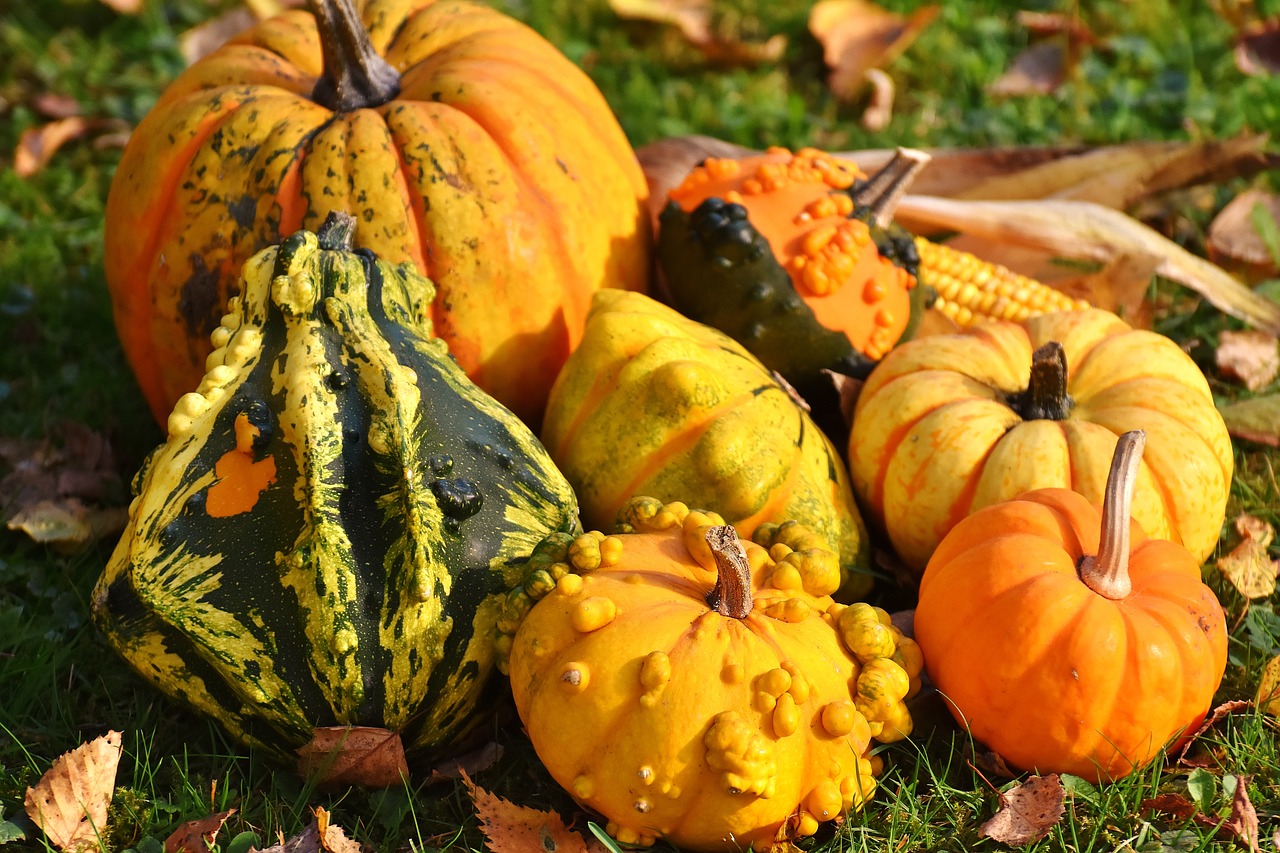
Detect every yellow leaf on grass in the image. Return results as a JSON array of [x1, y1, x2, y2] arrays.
[[1256, 656, 1280, 715], [254, 808, 360, 853], [1217, 513, 1279, 599], [24, 731, 123, 853], [462, 770, 590, 853], [808, 0, 938, 100]]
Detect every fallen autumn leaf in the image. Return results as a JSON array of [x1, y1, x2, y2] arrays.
[[808, 0, 938, 101], [24, 731, 123, 853], [163, 809, 236, 853], [1217, 329, 1280, 391], [979, 774, 1066, 845], [463, 770, 590, 853]]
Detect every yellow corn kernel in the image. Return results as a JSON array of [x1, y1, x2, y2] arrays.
[[915, 237, 1090, 326]]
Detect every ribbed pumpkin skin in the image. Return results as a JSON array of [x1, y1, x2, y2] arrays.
[[92, 221, 580, 761], [848, 309, 1232, 572], [104, 0, 650, 427], [541, 289, 872, 599], [914, 488, 1227, 782]]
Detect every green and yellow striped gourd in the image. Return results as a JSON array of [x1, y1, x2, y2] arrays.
[[92, 213, 579, 770]]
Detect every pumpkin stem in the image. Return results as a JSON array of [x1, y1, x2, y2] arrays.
[[1007, 341, 1073, 421], [317, 211, 357, 251], [705, 525, 753, 620], [1078, 430, 1146, 600], [848, 148, 931, 228], [309, 0, 401, 113]]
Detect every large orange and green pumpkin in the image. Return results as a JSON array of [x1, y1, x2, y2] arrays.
[[93, 215, 580, 770], [104, 0, 650, 427]]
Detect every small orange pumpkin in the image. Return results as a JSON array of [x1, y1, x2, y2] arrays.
[[913, 431, 1228, 782]]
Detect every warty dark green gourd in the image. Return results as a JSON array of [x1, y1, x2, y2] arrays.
[[92, 212, 580, 772]]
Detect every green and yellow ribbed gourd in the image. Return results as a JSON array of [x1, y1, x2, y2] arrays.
[[541, 290, 872, 599], [92, 213, 579, 765]]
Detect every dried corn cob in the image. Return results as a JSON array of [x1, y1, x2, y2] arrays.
[[915, 236, 1090, 326]]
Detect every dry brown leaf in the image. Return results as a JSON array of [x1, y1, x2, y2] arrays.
[[15, 117, 91, 177], [1217, 513, 1279, 599], [255, 808, 360, 853], [972, 750, 1017, 781], [1048, 251, 1158, 327], [1208, 189, 1280, 280], [1177, 699, 1253, 762], [6, 499, 128, 550], [295, 727, 408, 789], [24, 731, 123, 853], [0, 422, 127, 549], [634, 136, 1276, 228], [1015, 10, 1099, 45], [808, 0, 939, 101], [462, 770, 590, 853], [97, 0, 143, 14], [860, 68, 895, 131], [1217, 329, 1280, 391], [894, 194, 1280, 336], [427, 741, 505, 784], [179, 7, 258, 65], [1237, 512, 1276, 546], [1141, 791, 1199, 820], [32, 93, 82, 119], [1236, 18, 1280, 76], [163, 809, 235, 853], [989, 40, 1068, 97], [899, 136, 1276, 209], [1222, 776, 1262, 852], [1218, 394, 1280, 446], [609, 0, 786, 65], [979, 774, 1066, 845]]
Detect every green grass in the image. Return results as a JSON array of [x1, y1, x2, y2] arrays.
[[3, 0, 1280, 851]]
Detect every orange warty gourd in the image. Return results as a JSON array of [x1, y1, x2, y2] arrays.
[[913, 431, 1228, 783], [501, 498, 923, 851], [104, 0, 650, 426], [848, 308, 1232, 572]]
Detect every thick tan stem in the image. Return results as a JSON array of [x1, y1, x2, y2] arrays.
[[309, 0, 400, 113], [1078, 430, 1146, 599], [848, 148, 931, 228], [705, 525, 753, 619]]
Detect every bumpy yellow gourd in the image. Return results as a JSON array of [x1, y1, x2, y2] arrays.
[[501, 498, 921, 852], [542, 289, 873, 598]]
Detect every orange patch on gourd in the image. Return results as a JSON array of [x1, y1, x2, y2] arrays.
[[206, 412, 277, 518]]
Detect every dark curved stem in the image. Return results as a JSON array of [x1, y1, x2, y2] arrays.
[[1078, 430, 1145, 600], [1007, 341, 1073, 421], [705, 525, 753, 620], [309, 0, 400, 113]]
